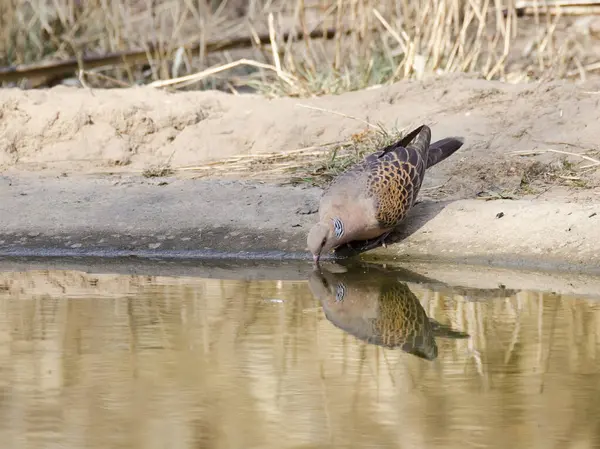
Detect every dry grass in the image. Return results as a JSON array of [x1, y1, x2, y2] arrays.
[[172, 123, 404, 187], [142, 164, 175, 178], [473, 156, 597, 200], [512, 147, 600, 191], [519, 159, 589, 190], [1, 0, 597, 93]]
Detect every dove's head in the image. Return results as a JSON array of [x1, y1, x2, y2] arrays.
[[307, 221, 338, 263]]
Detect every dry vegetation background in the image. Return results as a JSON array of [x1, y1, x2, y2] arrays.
[[2, 0, 600, 95], [1, 270, 600, 447]]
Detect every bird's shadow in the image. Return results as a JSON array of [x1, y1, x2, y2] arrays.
[[333, 199, 451, 259]]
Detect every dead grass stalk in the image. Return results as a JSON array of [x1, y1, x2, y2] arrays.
[[0, 0, 591, 93], [171, 125, 406, 187]]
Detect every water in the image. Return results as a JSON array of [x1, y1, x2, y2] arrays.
[[2, 260, 600, 449]]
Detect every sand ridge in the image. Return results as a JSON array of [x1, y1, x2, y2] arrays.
[[2, 75, 600, 206]]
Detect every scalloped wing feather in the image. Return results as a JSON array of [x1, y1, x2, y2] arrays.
[[320, 125, 431, 231]]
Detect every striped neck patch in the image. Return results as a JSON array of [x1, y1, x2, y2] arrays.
[[335, 282, 346, 302], [333, 217, 344, 239]]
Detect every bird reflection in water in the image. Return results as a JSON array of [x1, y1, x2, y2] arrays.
[[308, 264, 470, 361]]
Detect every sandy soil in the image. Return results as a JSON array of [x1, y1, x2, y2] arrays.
[[2, 75, 600, 273], [0, 173, 598, 273], [2, 74, 600, 202]]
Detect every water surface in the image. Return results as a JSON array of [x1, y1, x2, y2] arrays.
[[1, 262, 600, 449]]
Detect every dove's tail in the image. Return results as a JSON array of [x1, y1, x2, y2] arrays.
[[430, 319, 470, 339], [426, 137, 464, 169]]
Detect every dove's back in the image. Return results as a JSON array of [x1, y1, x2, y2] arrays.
[[321, 125, 432, 230]]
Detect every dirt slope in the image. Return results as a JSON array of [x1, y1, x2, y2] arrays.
[[2, 74, 600, 203]]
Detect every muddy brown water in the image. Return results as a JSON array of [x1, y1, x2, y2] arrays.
[[1, 259, 600, 449]]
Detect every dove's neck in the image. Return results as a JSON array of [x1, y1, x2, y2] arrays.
[[320, 195, 385, 245], [326, 213, 387, 245]]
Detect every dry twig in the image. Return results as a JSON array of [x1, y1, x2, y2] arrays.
[[294, 103, 379, 129], [148, 58, 297, 88], [511, 148, 600, 169]]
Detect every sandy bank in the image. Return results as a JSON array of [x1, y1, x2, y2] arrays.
[[0, 173, 599, 278], [1, 75, 600, 276], [2, 75, 600, 203]]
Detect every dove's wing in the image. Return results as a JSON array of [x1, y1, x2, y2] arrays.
[[363, 125, 431, 228], [319, 125, 431, 228], [317, 125, 465, 237]]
